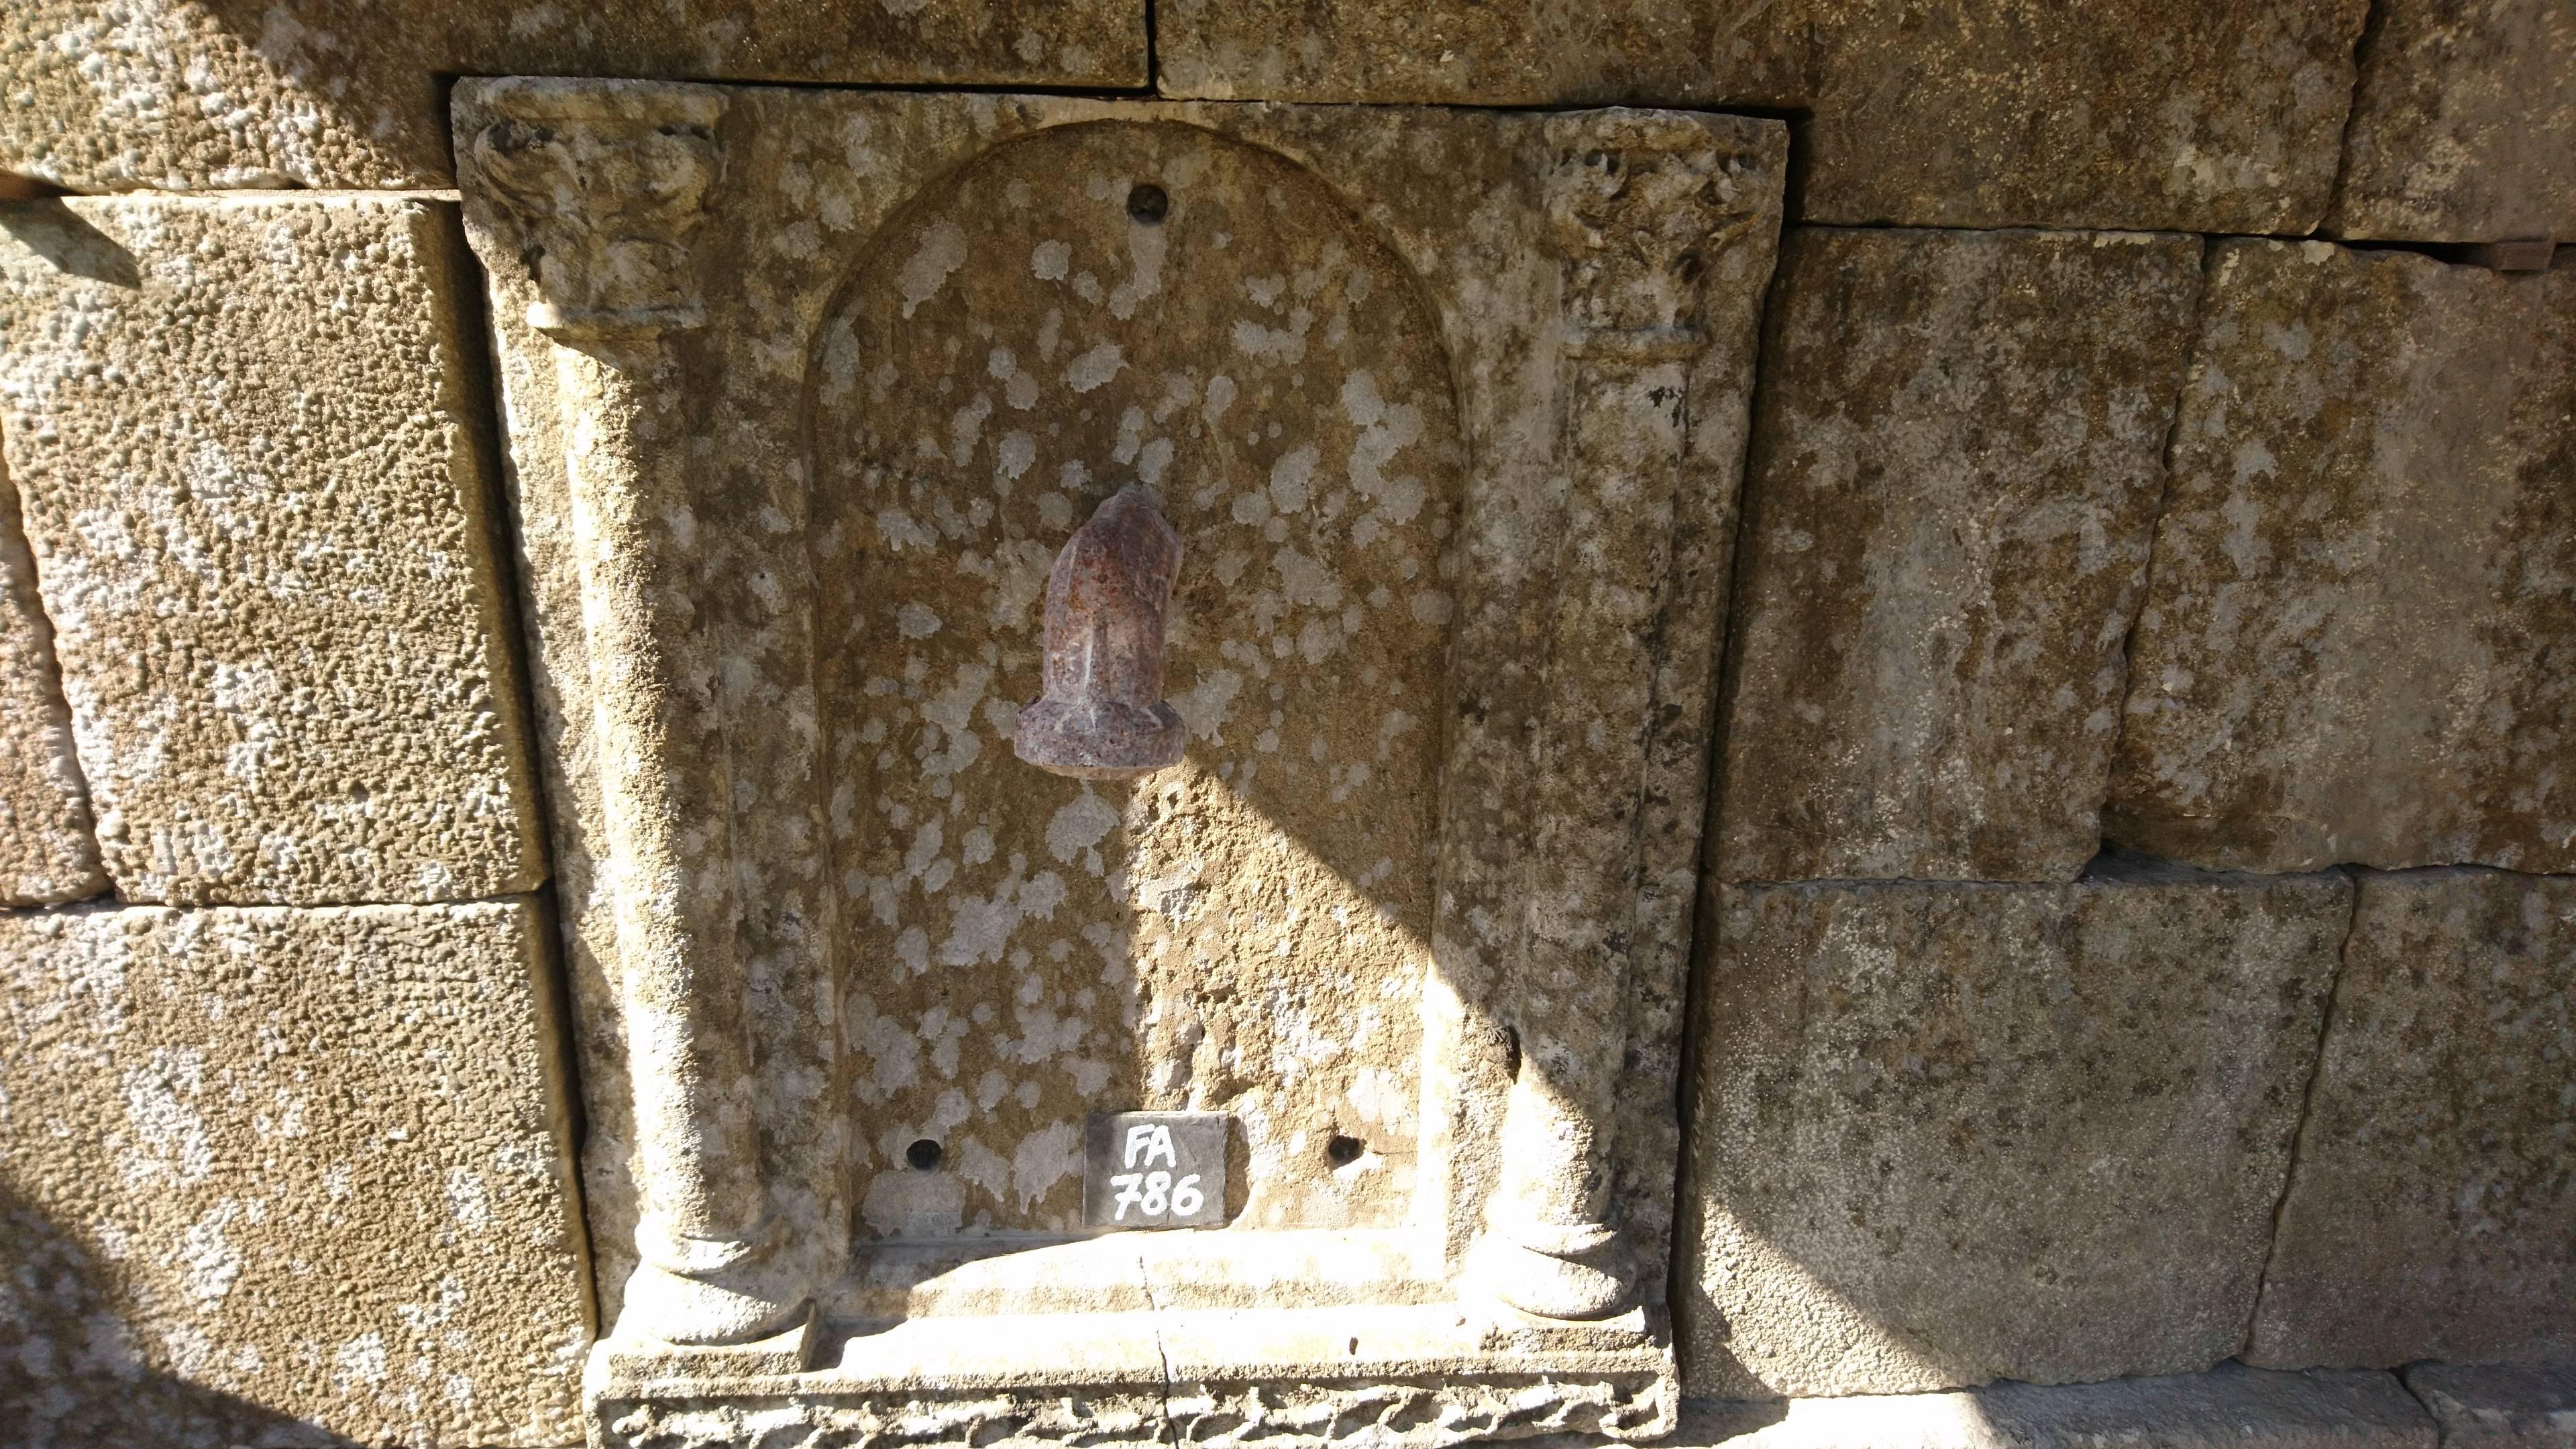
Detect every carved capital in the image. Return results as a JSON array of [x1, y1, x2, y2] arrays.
[[1543, 112, 1766, 344], [466, 79, 729, 339]]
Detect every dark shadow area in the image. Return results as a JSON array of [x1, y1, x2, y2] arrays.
[[0, 199, 141, 288], [0, 1184, 356, 1449]]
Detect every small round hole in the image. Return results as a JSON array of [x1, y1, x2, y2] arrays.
[[906, 1138, 943, 1171], [1126, 182, 1169, 224], [1326, 1134, 1364, 1166]]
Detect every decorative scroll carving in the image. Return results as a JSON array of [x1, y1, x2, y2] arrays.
[[1467, 113, 1771, 1320], [459, 78, 808, 1349]]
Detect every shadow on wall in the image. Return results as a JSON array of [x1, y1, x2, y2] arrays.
[[0, 202, 140, 289], [0, 1185, 356, 1449]]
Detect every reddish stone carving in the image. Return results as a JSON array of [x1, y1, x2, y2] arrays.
[[1014, 485, 1188, 778]]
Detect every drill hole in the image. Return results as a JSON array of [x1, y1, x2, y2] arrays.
[[1326, 1134, 1365, 1166], [906, 1138, 943, 1171], [1127, 182, 1169, 224]]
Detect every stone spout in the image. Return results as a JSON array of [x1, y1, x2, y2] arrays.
[[1014, 485, 1188, 779]]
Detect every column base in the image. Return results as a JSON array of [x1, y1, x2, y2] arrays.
[[1464, 1219, 1639, 1321], [619, 1213, 810, 1346]]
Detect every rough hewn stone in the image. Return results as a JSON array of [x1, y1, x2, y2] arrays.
[[0, 442, 99, 906], [2250, 868, 2576, 1368], [0, 0, 1148, 191], [0, 900, 590, 1448], [0, 194, 545, 906], [2109, 242, 2576, 874], [2326, 0, 2576, 244], [2404, 1362, 2576, 1449], [1678, 856, 2353, 1398], [1666, 1363, 2436, 1449], [1714, 227, 2201, 883], [1162, 1, 2367, 231]]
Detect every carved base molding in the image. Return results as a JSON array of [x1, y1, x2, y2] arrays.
[[588, 1305, 1675, 1448]]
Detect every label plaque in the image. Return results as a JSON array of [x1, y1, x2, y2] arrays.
[[1083, 1112, 1227, 1228]]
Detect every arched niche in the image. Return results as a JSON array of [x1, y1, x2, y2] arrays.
[[805, 120, 1466, 1242]]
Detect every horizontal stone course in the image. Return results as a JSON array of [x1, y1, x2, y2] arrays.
[[2251, 868, 2576, 1369], [1161, 0, 2369, 232], [2110, 241, 2576, 874], [0, 0, 1147, 191], [0, 899, 590, 1449], [0, 193, 545, 906], [1680, 857, 2353, 1399], [2402, 1361, 2576, 1449], [1713, 225, 2200, 883]]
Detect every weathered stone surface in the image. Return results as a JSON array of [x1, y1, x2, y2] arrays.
[[1678, 856, 2353, 1398], [1666, 1363, 2436, 1449], [2404, 1361, 2576, 1449], [459, 83, 1782, 1354], [0, 443, 99, 906], [2326, 0, 2576, 244], [0, 900, 591, 1448], [0, 195, 545, 906], [2251, 868, 2576, 1368], [2109, 242, 2576, 874], [1713, 227, 2201, 883], [1162, 1, 2367, 231], [0, 0, 1147, 191]]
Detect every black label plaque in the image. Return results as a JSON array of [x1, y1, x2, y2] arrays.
[[1083, 1112, 1226, 1228]]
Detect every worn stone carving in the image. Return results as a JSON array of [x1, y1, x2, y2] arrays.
[[460, 80, 1783, 1442], [1464, 111, 1763, 1322], [462, 78, 808, 1350], [1014, 485, 1189, 779]]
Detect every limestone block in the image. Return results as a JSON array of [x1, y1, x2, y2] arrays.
[[1162, 0, 2367, 231], [0, 195, 545, 906], [1678, 857, 2353, 1398], [2109, 242, 2576, 874], [2326, 0, 2576, 244], [1713, 227, 2201, 883], [0, 0, 1147, 191], [1666, 1363, 2436, 1449], [0, 900, 590, 1449], [2403, 1362, 2576, 1449], [2250, 869, 2576, 1368], [0, 443, 99, 905]]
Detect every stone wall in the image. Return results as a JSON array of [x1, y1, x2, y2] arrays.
[[3, 3, 2571, 1446]]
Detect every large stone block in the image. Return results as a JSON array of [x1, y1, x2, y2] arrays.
[[2403, 1362, 2576, 1449], [0, 195, 545, 905], [1670, 1363, 2436, 1449], [2250, 869, 2576, 1368], [1162, 1, 2367, 231], [1713, 227, 2200, 883], [0, 0, 1148, 191], [0, 900, 590, 1449], [1678, 857, 2353, 1398], [0, 443, 99, 905], [2326, 0, 2576, 244], [2108, 242, 2576, 874]]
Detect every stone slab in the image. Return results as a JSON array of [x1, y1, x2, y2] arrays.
[[1161, 0, 2367, 231], [1713, 227, 2200, 883], [2250, 869, 2576, 1368], [0, 194, 545, 906], [0, 0, 1148, 191], [2404, 1361, 2576, 1449], [2109, 241, 2576, 874], [1664, 1362, 2435, 1449], [1678, 857, 2353, 1398], [0, 899, 590, 1448], [0, 441, 99, 905], [2326, 0, 2576, 244]]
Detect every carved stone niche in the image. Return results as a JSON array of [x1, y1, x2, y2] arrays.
[[456, 78, 1784, 1448]]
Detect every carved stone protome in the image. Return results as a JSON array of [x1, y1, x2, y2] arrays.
[[1014, 484, 1188, 779], [1468, 112, 1762, 1321], [460, 78, 811, 1350]]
